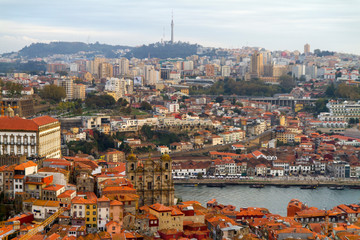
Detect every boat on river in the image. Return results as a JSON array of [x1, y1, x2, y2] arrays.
[[300, 185, 317, 189], [206, 183, 226, 188], [329, 186, 344, 190], [183, 184, 198, 187], [249, 184, 265, 188]]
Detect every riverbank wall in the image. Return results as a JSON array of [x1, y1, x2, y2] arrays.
[[174, 178, 360, 187]]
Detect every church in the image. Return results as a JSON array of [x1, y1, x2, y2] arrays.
[[126, 152, 175, 207]]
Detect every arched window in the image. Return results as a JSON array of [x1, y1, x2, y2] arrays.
[[131, 163, 135, 171], [165, 163, 169, 170]]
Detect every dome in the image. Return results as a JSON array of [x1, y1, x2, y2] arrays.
[[126, 151, 137, 161], [161, 154, 171, 161]]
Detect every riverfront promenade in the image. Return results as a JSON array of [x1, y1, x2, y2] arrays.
[[174, 176, 360, 187]]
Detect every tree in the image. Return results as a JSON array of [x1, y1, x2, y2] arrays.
[[4, 82, 23, 97], [55, 71, 68, 76], [325, 83, 336, 98], [215, 96, 224, 103], [299, 75, 306, 82], [141, 125, 154, 140], [140, 101, 152, 111], [39, 84, 66, 102], [85, 94, 116, 109], [314, 98, 329, 114], [117, 98, 129, 107], [119, 142, 132, 153], [279, 75, 295, 92]]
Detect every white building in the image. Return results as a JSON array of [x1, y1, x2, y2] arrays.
[[319, 100, 360, 121], [14, 161, 38, 196], [0, 116, 61, 159], [182, 61, 194, 71], [82, 115, 110, 129], [32, 199, 60, 220], [166, 102, 180, 113], [221, 65, 231, 77], [97, 196, 110, 231]]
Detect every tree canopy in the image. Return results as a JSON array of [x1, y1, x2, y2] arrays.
[[190, 78, 291, 96], [4, 82, 23, 97], [85, 94, 116, 108], [325, 83, 360, 100], [39, 84, 66, 102]]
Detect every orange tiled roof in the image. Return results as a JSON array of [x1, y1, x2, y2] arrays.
[[14, 161, 37, 170], [43, 184, 64, 192], [149, 203, 172, 212]]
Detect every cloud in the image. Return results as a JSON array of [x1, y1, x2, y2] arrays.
[[0, 0, 359, 54]]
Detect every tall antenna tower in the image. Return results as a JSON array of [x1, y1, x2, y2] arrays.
[[171, 10, 174, 44]]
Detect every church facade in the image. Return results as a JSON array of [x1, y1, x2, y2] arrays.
[[126, 153, 174, 206]]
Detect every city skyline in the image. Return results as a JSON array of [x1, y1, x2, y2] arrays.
[[0, 0, 360, 55]]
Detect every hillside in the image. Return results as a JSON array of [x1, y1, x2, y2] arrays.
[[17, 41, 132, 58], [125, 42, 200, 59], [3, 41, 201, 60]]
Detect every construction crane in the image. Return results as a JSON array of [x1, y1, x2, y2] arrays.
[[0, 208, 64, 240], [0, 102, 18, 116], [19, 207, 65, 240]]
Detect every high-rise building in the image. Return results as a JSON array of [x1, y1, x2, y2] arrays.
[[73, 84, 86, 100], [104, 77, 127, 101], [205, 64, 215, 77], [91, 57, 106, 77], [144, 65, 160, 85], [221, 65, 231, 77], [304, 43, 310, 55], [120, 58, 129, 76], [47, 63, 67, 74], [250, 51, 264, 78], [126, 153, 174, 206], [182, 61, 194, 71], [99, 62, 113, 79], [58, 78, 74, 101]]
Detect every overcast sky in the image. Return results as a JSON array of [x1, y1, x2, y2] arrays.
[[1, 0, 360, 54]]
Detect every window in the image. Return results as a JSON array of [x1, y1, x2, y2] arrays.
[[87, 205, 90, 209], [147, 182, 152, 190], [93, 205, 96, 209], [93, 211, 96, 215], [86, 211, 90, 215], [112, 226, 115, 230], [93, 218, 96, 221], [86, 218, 89, 221]]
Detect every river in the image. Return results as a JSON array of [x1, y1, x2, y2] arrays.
[[175, 185, 360, 216]]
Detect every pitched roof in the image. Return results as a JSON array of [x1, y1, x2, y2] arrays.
[[14, 161, 37, 170], [43, 184, 65, 191], [149, 203, 172, 212], [0, 116, 38, 131], [0, 115, 58, 132]]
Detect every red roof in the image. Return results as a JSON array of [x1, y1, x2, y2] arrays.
[[0, 115, 58, 131], [149, 203, 172, 212], [0, 116, 38, 131], [32, 116, 58, 126]]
